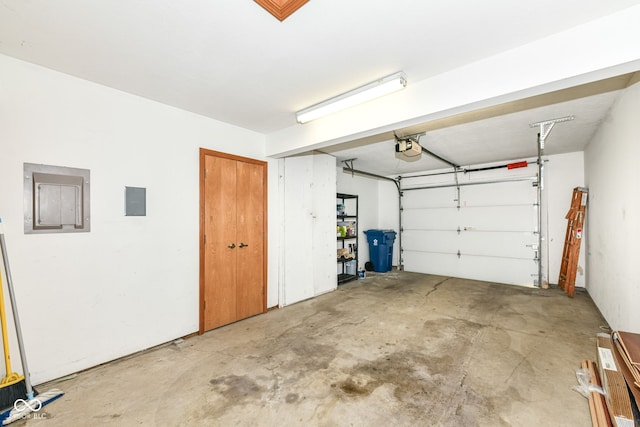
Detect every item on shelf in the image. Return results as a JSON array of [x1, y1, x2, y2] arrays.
[[346, 223, 356, 237], [345, 260, 357, 275], [337, 203, 345, 215], [337, 248, 354, 259]]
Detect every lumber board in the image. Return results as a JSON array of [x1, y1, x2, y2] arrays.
[[597, 334, 635, 426]]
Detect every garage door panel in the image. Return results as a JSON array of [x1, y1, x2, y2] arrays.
[[404, 251, 535, 286], [403, 208, 459, 229], [404, 231, 536, 259], [459, 205, 536, 231], [460, 181, 536, 205], [459, 232, 536, 259], [403, 187, 458, 208], [403, 230, 460, 253], [403, 251, 460, 278], [457, 256, 536, 285]]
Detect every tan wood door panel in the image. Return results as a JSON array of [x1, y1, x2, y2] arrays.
[[236, 160, 265, 320], [203, 155, 238, 331]]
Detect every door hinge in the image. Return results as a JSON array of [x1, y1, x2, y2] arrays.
[[204, 234, 207, 245]]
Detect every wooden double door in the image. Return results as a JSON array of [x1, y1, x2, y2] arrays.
[[199, 149, 267, 333]]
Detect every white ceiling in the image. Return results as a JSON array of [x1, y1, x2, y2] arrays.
[[323, 83, 628, 176], [1, 1, 639, 175]]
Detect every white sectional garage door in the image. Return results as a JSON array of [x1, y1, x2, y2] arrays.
[[402, 179, 539, 286]]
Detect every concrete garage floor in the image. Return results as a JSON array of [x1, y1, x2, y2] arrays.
[[26, 272, 605, 426]]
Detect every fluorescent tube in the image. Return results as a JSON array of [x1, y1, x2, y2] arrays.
[[296, 72, 407, 124]]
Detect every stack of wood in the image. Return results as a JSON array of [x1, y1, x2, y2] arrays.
[[612, 332, 640, 415], [613, 332, 640, 388], [584, 332, 640, 427], [579, 359, 611, 426]]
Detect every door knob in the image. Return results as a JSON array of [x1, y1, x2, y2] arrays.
[[228, 243, 236, 249], [239, 242, 248, 248]]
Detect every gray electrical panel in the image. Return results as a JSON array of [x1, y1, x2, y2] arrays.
[[125, 186, 146, 216], [24, 163, 90, 234]]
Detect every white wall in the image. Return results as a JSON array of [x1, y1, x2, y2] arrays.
[[378, 180, 401, 267], [312, 154, 337, 296], [282, 153, 336, 305], [336, 168, 383, 270], [378, 181, 400, 266], [0, 54, 280, 384], [545, 152, 586, 287], [584, 77, 640, 333]]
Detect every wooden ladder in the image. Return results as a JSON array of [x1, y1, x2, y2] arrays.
[[558, 187, 588, 297]]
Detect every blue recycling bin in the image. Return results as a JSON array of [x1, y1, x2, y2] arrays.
[[364, 230, 397, 272]]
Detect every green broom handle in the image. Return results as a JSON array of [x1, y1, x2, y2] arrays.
[[0, 219, 34, 400]]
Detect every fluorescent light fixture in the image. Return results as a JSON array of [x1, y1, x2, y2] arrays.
[[296, 71, 407, 124]]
